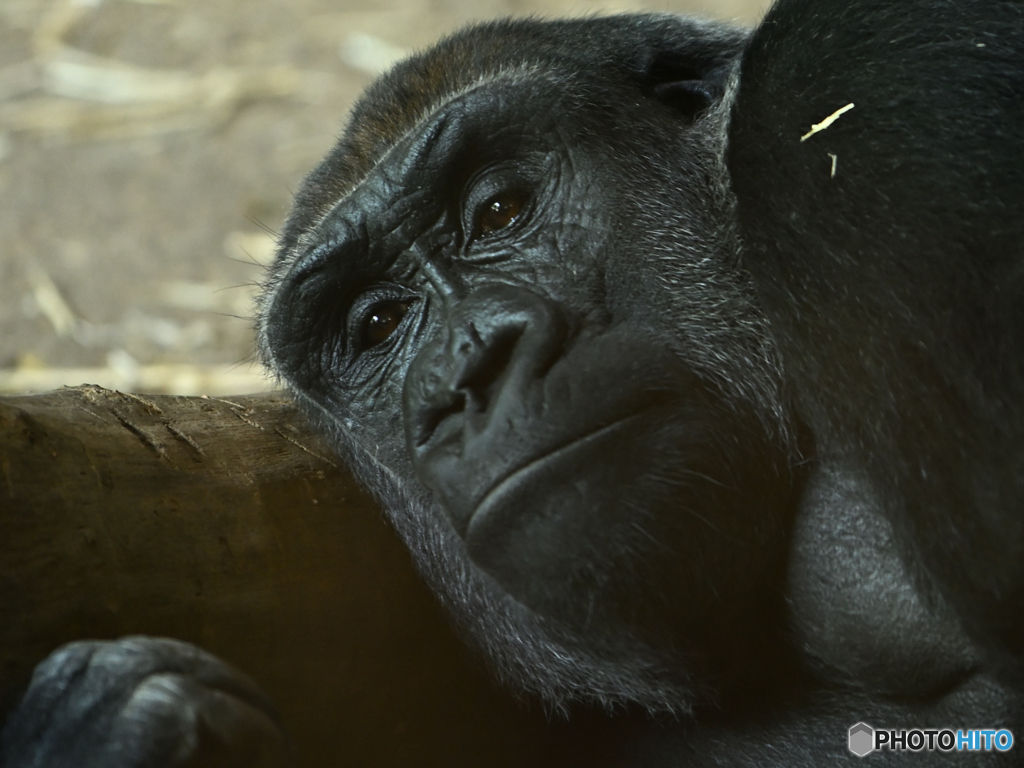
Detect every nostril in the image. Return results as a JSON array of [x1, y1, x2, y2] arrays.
[[409, 326, 523, 450], [406, 285, 569, 458], [412, 390, 467, 449], [456, 326, 522, 411]]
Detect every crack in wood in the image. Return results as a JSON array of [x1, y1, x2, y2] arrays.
[[110, 406, 170, 462], [273, 427, 338, 469], [165, 423, 205, 457], [120, 392, 164, 416]]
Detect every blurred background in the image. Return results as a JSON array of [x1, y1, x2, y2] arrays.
[[0, 0, 768, 396]]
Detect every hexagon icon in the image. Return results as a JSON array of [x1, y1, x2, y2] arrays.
[[849, 722, 875, 757]]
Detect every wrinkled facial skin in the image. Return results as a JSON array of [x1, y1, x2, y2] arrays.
[[261, 18, 795, 711]]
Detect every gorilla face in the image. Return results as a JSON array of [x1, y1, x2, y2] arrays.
[[260, 16, 795, 711]]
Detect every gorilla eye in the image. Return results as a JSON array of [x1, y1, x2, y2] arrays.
[[477, 191, 525, 236], [361, 300, 410, 349]]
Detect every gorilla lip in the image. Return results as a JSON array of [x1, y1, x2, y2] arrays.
[[464, 411, 646, 543]]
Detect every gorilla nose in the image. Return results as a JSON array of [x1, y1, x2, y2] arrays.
[[403, 284, 570, 533]]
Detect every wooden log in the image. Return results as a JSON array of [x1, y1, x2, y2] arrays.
[[0, 386, 557, 767]]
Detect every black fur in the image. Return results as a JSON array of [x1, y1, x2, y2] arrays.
[[4, 2, 1023, 765], [730, 0, 1024, 653]]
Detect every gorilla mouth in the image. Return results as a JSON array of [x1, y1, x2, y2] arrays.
[[464, 411, 648, 543]]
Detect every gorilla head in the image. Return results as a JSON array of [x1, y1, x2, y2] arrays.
[[259, 15, 797, 714]]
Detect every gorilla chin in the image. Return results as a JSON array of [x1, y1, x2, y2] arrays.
[[462, 398, 793, 643]]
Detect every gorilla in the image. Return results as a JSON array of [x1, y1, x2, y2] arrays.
[[3, 0, 1023, 765]]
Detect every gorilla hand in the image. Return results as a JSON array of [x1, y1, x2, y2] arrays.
[[0, 637, 291, 768]]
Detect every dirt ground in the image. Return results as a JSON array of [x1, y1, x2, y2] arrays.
[[0, 0, 767, 395]]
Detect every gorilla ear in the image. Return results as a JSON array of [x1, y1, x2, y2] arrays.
[[635, 50, 730, 118]]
